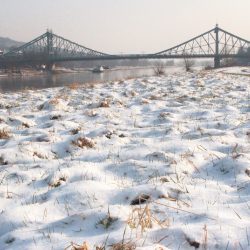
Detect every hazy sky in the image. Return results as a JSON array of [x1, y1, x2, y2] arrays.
[[0, 0, 249, 53]]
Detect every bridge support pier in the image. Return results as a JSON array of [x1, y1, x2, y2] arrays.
[[214, 56, 221, 68], [214, 24, 220, 68]]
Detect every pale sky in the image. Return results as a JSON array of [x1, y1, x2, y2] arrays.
[[0, 0, 249, 53]]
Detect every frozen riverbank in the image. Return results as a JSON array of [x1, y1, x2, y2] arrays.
[[0, 69, 250, 249]]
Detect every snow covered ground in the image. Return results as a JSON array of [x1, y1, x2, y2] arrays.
[[0, 69, 250, 250], [219, 66, 250, 76]]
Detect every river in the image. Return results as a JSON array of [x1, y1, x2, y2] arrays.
[[0, 67, 185, 93]]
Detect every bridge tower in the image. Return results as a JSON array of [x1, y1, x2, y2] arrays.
[[46, 30, 54, 71], [214, 24, 221, 68]]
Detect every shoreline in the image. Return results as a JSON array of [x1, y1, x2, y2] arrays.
[[0, 65, 180, 78]]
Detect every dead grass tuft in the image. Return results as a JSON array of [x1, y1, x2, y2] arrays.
[[49, 97, 60, 105], [65, 241, 90, 250], [68, 82, 80, 90], [130, 90, 137, 97], [141, 99, 150, 104], [0, 129, 11, 139], [149, 95, 160, 100], [99, 100, 110, 108], [49, 176, 67, 188], [128, 201, 169, 236], [72, 137, 95, 148], [110, 242, 136, 250], [127, 204, 153, 234], [33, 151, 47, 159]]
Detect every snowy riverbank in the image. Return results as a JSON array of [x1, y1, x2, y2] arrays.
[[0, 69, 250, 249]]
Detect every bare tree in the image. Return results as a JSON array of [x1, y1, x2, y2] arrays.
[[153, 61, 165, 76], [183, 53, 195, 72], [221, 46, 236, 67]]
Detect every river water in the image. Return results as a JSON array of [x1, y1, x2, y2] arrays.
[[0, 67, 184, 93]]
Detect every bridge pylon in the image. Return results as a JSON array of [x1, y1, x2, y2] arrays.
[[214, 24, 221, 68]]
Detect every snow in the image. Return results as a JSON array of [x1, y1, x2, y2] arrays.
[[0, 69, 250, 249], [218, 66, 250, 76]]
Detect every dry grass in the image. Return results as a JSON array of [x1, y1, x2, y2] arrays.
[[72, 137, 95, 148], [130, 90, 137, 97], [49, 97, 60, 105], [99, 100, 110, 108], [110, 242, 136, 250], [153, 61, 165, 76], [68, 82, 80, 90], [127, 204, 153, 234], [65, 241, 90, 250], [49, 176, 67, 188], [95, 247, 105, 250], [0, 129, 11, 139], [65, 239, 136, 250], [149, 95, 160, 100], [33, 151, 47, 159], [141, 99, 150, 105], [128, 196, 170, 236]]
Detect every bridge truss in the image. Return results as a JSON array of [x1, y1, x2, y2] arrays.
[[154, 25, 250, 67], [0, 25, 249, 68]]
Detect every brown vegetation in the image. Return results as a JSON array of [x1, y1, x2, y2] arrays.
[[99, 100, 110, 108], [0, 129, 10, 139], [153, 61, 165, 76], [72, 137, 95, 148], [68, 82, 80, 90]]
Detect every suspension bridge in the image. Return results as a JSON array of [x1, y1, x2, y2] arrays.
[[0, 25, 249, 69]]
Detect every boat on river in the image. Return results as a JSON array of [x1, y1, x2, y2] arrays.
[[92, 66, 104, 73]]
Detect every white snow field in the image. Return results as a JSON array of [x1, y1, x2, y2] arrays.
[[219, 67, 250, 76], [0, 68, 250, 250]]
